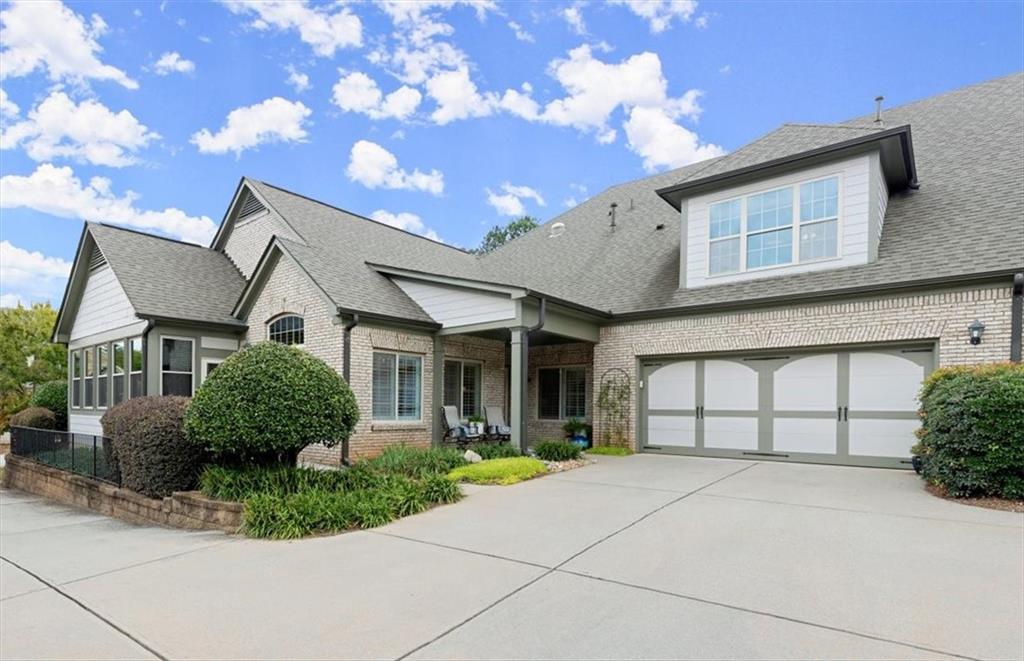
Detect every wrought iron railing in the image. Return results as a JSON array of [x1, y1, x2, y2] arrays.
[[9, 426, 120, 486]]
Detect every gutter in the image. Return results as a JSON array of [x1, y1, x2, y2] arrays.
[[139, 318, 156, 396], [341, 313, 360, 466], [1012, 272, 1023, 363]]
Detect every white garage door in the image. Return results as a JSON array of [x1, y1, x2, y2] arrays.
[[641, 346, 934, 468]]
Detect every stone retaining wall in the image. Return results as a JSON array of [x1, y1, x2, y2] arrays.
[[2, 454, 242, 533]]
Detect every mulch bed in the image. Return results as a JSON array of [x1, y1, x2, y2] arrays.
[[925, 483, 1024, 513]]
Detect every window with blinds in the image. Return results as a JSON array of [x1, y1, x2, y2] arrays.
[[373, 352, 422, 421], [538, 366, 587, 420], [443, 359, 481, 419]]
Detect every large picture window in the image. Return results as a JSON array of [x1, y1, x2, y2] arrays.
[[268, 315, 304, 346], [129, 337, 143, 397], [71, 350, 82, 408], [443, 359, 481, 419], [84, 347, 95, 407], [112, 340, 126, 404], [372, 352, 422, 421], [708, 175, 839, 276], [97, 344, 109, 408], [161, 337, 193, 396], [538, 366, 587, 420]]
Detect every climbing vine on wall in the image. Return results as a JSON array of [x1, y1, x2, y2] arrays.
[[597, 368, 631, 447]]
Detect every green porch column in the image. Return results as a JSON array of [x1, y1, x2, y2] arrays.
[[432, 334, 445, 446], [510, 326, 527, 451]]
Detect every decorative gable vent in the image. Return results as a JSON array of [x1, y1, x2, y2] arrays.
[[89, 246, 107, 271], [237, 190, 266, 221]]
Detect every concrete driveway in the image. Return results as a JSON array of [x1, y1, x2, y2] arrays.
[[2, 455, 1021, 660]]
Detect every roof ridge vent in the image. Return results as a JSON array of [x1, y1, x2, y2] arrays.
[[89, 246, 107, 271]]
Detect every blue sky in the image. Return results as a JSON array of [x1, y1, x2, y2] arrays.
[[1, 0, 1022, 308]]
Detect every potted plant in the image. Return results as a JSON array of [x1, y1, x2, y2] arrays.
[[467, 414, 485, 436], [562, 417, 590, 448]]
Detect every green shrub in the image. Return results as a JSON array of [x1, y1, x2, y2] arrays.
[[586, 446, 632, 456], [9, 406, 56, 430], [448, 457, 547, 485], [363, 445, 467, 478], [185, 342, 359, 465], [421, 474, 463, 504], [31, 380, 67, 430], [101, 396, 204, 498], [468, 443, 520, 460], [200, 464, 348, 500], [533, 440, 582, 462], [914, 363, 1024, 499]]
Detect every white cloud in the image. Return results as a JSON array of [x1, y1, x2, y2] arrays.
[[562, 5, 587, 35], [0, 0, 138, 89], [153, 51, 195, 75], [0, 88, 19, 116], [332, 72, 422, 121], [285, 65, 310, 92], [191, 97, 311, 157], [623, 105, 725, 171], [508, 21, 533, 42], [221, 0, 362, 56], [486, 182, 545, 217], [0, 240, 71, 283], [370, 209, 442, 242], [346, 140, 444, 195], [610, 0, 698, 33], [718, 64, 731, 75], [1, 91, 159, 167], [378, 1, 497, 46], [563, 197, 579, 208], [425, 66, 499, 125], [0, 164, 217, 244]]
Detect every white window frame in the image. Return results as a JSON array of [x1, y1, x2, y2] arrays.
[[111, 339, 126, 405], [267, 314, 305, 347], [159, 335, 195, 396], [70, 349, 82, 409], [443, 359, 483, 420], [83, 346, 95, 409], [372, 351, 423, 422], [128, 336, 143, 398], [537, 365, 588, 421], [707, 174, 843, 278], [201, 358, 223, 384]]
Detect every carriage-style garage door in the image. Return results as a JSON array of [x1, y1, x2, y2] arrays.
[[640, 345, 935, 468]]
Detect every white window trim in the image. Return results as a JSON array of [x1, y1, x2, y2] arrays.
[[159, 335, 196, 396], [201, 358, 222, 385], [537, 365, 588, 421], [372, 351, 424, 423], [83, 345, 96, 409], [110, 340, 127, 406], [266, 313, 305, 348], [128, 336, 143, 398], [444, 358, 483, 421], [706, 173, 844, 278], [70, 349, 81, 410], [96, 344, 110, 410]]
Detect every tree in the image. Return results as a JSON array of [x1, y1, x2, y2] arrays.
[[475, 216, 539, 253], [0, 303, 66, 430]]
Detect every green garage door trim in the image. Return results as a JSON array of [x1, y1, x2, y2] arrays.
[[638, 343, 936, 469]]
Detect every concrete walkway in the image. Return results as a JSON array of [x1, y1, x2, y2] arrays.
[[1, 455, 1021, 660]]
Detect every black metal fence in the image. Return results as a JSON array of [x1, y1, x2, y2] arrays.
[[9, 426, 120, 486]]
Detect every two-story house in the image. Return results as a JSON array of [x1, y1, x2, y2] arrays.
[[51, 73, 1024, 469]]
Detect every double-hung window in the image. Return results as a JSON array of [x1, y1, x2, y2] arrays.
[[112, 340, 126, 404], [84, 348, 95, 407], [537, 366, 587, 420], [372, 352, 422, 421], [129, 337, 143, 397], [161, 337, 193, 396], [97, 345, 109, 408], [71, 350, 82, 408], [443, 360, 481, 419], [708, 175, 839, 276]]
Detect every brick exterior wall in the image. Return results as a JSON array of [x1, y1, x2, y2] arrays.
[[442, 334, 507, 418], [592, 284, 1020, 450], [223, 212, 301, 279], [527, 343, 594, 442]]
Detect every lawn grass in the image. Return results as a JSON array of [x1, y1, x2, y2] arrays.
[[448, 457, 547, 485], [586, 446, 632, 456]]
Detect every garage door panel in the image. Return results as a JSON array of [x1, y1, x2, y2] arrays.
[[849, 352, 923, 412], [773, 354, 838, 411], [704, 360, 757, 410], [648, 415, 696, 447], [647, 361, 696, 410], [704, 417, 758, 450], [773, 417, 838, 454], [849, 419, 920, 458]]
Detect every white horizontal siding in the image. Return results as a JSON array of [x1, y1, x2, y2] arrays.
[[69, 413, 104, 436], [683, 152, 884, 289], [70, 266, 137, 342], [392, 278, 515, 328]]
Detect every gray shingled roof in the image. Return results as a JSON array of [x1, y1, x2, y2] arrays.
[[89, 223, 246, 327]]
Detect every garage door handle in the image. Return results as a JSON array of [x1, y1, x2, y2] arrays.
[[837, 406, 842, 421], [843, 406, 849, 421]]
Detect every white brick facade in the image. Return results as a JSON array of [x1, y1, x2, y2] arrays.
[[527, 343, 594, 442]]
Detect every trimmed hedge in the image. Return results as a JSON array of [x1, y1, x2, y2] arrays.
[[102, 396, 205, 498], [185, 342, 359, 465], [533, 440, 582, 462], [31, 380, 67, 430], [9, 406, 56, 430], [913, 363, 1024, 499]]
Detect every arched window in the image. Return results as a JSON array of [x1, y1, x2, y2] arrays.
[[268, 315, 304, 346]]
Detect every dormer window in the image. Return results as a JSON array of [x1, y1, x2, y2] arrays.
[[707, 175, 840, 276]]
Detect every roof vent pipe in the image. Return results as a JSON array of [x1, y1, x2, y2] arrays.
[[609, 202, 618, 229], [873, 95, 884, 124]]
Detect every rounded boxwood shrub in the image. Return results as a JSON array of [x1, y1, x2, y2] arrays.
[[913, 362, 1024, 499], [9, 406, 56, 430], [102, 396, 204, 498], [31, 380, 68, 430], [185, 342, 359, 465], [533, 440, 582, 462]]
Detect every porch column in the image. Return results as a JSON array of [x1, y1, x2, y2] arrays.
[[432, 334, 445, 446], [510, 326, 528, 451]]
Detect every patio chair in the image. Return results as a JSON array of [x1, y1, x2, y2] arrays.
[[441, 405, 481, 448], [484, 406, 512, 443]]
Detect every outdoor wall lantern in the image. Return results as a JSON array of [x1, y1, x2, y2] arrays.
[[968, 319, 986, 345]]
